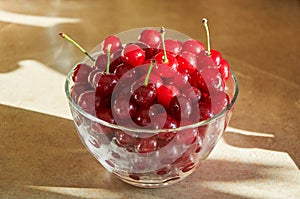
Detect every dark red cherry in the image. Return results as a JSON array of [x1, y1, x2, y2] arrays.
[[132, 83, 157, 107], [218, 59, 230, 81], [139, 72, 163, 89], [135, 42, 158, 59], [158, 39, 182, 55], [96, 108, 115, 124], [72, 63, 93, 83], [115, 130, 137, 147], [199, 98, 213, 121], [94, 53, 108, 71], [181, 39, 205, 54], [112, 95, 137, 119], [71, 82, 93, 102], [95, 95, 111, 110], [95, 73, 119, 97], [200, 67, 224, 92], [210, 91, 230, 114], [196, 51, 216, 71], [122, 44, 146, 67], [88, 68, 101, 87], [183, 87, 202, 104], [77, 90, 96, 115], [157, 85, 180, 109], [175, 121, 198, 145], [138, 29, 161, 48], [110, 49, 124, 72], [114, 63, 136, 79], [136, 137, 158, 153], [169, 95, 193, 120], [132, 108, 152, 127], [102, 35, 122, 54]]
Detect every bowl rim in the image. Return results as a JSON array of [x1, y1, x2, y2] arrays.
[[64, 29, 239, 134]]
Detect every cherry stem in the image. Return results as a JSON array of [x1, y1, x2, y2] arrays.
[[160, 27, 168, 64], [202, 18, 211, 56], [144, 60, 156, 86], [105, 44, 112, 74], [59, 32, 95, 62]]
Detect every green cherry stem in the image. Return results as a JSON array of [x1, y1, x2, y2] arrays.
[[59, 32, 95, 62], [202, 18, 211, 56], [144, 59, 156, 86], [105, 44, 112, 74], [160, 27, 169, 64]]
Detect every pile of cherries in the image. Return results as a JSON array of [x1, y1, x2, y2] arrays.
[[70, 26, 231, 157]]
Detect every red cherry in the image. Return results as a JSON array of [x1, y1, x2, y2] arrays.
[[72, 63, 93, 83], [138, 29, 161, 48], [122, 44, 146, 67], [210, 49, 222, 66], [102, 35, 122, 54], [135, 42, 159, 59], [176, 51, 197, 75], [218, 59, 230, 81], [157, 85, 180, 109], [154, 51, 178, 71], [158, 39, 182, 55], [181, 39, 205, 54]]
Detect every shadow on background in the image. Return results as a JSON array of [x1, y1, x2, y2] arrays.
[[1, 104, 294, 198]]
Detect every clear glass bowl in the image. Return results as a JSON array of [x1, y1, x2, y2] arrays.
[[65, 28, 239, 188]]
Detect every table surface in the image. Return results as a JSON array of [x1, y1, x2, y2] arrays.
[[0, 0, 299, 198]]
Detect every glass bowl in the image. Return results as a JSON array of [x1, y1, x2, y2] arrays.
[[65, 28, 239, 188]]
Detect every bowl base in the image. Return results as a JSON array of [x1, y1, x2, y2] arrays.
[[112, 168, 195, 188]]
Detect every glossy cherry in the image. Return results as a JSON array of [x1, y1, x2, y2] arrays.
[[181, 39, 205, 55], [95, 74, 119, 97], [132, 83, 157, 107], [94, 53, 108, 71], [77, 90, 96, 115], [112, 95, 137, 119], [158, 39, 182, 55], [122, 44, 146, 67], [138, 29, 161, 48], [218, 59, 230, 81], [169, 95, 193, 120], [102, 35, 122, 54], [72, 63, 93, 83], [71, 82, 93, 103], [157, 85, 180, 109]]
